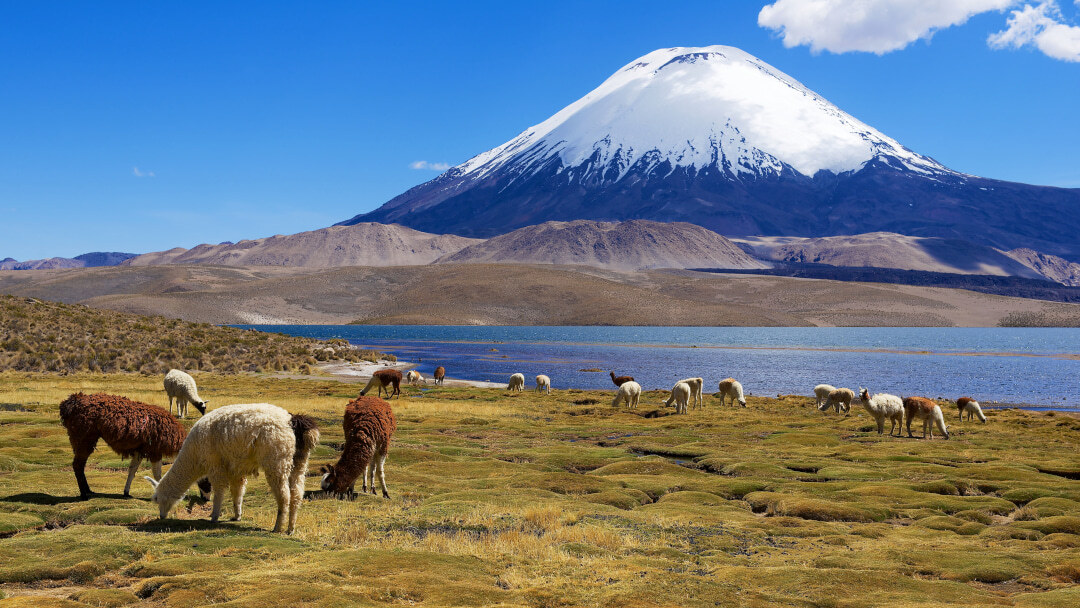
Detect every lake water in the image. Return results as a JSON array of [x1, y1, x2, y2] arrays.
[[234, 326, 1080, 410]]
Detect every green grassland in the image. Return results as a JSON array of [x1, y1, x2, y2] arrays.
[[0, 372, 1078, 607]]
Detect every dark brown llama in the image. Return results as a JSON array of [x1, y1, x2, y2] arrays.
[[321, 396, 397, 499]]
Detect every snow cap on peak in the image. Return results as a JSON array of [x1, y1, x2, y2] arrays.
[[454, 45, 948, 182]]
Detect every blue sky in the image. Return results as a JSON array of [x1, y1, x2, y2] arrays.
[[1, 1, 1078, 260]]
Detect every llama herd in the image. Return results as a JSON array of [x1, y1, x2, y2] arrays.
[[57, 364, 989, 534]]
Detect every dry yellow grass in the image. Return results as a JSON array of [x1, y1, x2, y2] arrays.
[[0, 374, 1078, 607]]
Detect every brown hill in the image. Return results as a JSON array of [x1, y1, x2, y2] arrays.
[[734, 232, 1045, 279], [1006, 249, 1080, 287], [436, 220, 768, 271], [3, 263, 1079, 327], [123, 223, 482, 267]]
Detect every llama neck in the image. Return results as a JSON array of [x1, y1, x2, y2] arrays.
[[331, 441, 373, 492], [156, 443, 204, 501]]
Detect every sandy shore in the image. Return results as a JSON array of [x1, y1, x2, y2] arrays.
[[317, 359, 504, 388]]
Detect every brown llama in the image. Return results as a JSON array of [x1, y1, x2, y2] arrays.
[[610, 371, 634, 387], [322, 396, 397, 499], [433, 366, 446, 385], [903, 396, 950, 439], [957, 397, 987, 423], [359, 368, 402, 399], [59, 393, 206, 499]]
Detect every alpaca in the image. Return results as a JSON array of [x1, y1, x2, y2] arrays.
[[163, 369, 207, 418], [821, 388, 854, 414], [434, 366, 446, 385], [610, 371, 634, 387], [717, 378, 746, 407], [406, 370, 423, 386], [957, 397, 987, 423], [145, 403, 319, 534], [359, 369, 401, 399], [675, 377, 704, 409], [612, 381, 641, 409], [813, 384, 836, 409], [60, 392, 186, 499], [858, 388, 905, 436], [322, 396, 396, 499], [507, 373, 525, 391], [903, 397, 950, 439], [535, 374, 551, 393], [666, 382, 691, 414]]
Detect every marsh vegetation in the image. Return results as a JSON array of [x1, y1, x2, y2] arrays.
[[0, 372, 1078, 606]]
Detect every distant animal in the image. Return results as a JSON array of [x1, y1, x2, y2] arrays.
[[675, 377, 704, 408], [60, 392, 185, 499], [903, 396, 950, 439], [858, 388, 905, 436], [535, 374, 551, 393], [666, 381, 691, 414], [957, 397, 987, 423], [406, 370, 423, 386], [813, 384, 836, 409], [322, 396, 396, 499], [360, 369, 402, 399], [434, 366, 446, 385], [146, 403, 319, 534], [508, 373, 525, 391], [717, 378, 747, 407], [612, 380, 642, 409], [163, 369, 207, 418], [821, 388, 854, 414], [610, 371, 634, 387]]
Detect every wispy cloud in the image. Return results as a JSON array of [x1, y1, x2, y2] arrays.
[[989, 2, 1080, 62], [759, 0, 1080, 62], [409, 160, 451, 171], [133, 167, 155, 178]]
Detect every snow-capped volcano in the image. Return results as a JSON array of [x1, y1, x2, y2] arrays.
[[455, 46, 948, 181], [340, 46, 1080, 260]]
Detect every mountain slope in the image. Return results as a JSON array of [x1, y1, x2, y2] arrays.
[[733, 233, 1044, 279], [437, 220, 768, 271], [0, 252, 136, 270], [340, 45, 1080, 260], [1006, 249, 1080, 287], [123, 223, 482, 267]]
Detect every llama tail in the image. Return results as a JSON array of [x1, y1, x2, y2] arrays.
[[290, 414, 321, 464]]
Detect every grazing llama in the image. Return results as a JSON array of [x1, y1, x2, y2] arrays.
[[359, 369, 401, 399], [903, 396, 950, 439], [163, 369, 207, 418], [717, 378, 747, 407], [406, 370, 423, 386], [666, 382, 691, 414], [821, 388, 854, 414], [433, 366, 446, 385], [535, 374, 551, 393], [507, 373, 525, 391], [146, 403, 319, 534], [322, 396, 396, 499], [957, 397, 987, 423], [612, 381, 642, 409], [813, 384, 836, 409]]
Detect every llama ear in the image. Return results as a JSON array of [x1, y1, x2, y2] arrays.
[[144, 476, 159, 489], [320, 465, 328, 474]]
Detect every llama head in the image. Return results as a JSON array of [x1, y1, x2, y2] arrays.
[[321, 464, 343, 494], [144, 476, 180, 520], [859, 387, 869, 401], [739, 398, 747, 407], [193, 401, 208, 415]]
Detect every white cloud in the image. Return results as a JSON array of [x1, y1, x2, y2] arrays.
[[132, 167, 155, 178], [758, 0, 1017, 54], [989, 2, 1080, 62], [409, 160, 451, 171]]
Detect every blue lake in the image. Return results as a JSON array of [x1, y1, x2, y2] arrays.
[[234, 326, 1080, 410]]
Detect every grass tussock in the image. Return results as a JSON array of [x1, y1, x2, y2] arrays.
[[0, 295, 390, 374], [0, 374, 1078, 606]]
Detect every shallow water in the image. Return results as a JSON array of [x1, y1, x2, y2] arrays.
[[234, 326, 1080, 410]]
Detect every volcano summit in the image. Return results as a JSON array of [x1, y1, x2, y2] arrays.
[[341, 46, 1079, 260]]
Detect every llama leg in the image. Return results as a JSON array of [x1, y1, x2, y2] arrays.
[[265, 466, 289, 533], [367, 458, 376, 494], [151, 459, 163, 480], [876, 416, 884, 435], [229, 476, 248, 521], [209, 473, 229, 523], [123, 454, 143, 497], [378, 451, 389, 499], [288, 466, 305, 534], [71, 435, 97, 499]]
